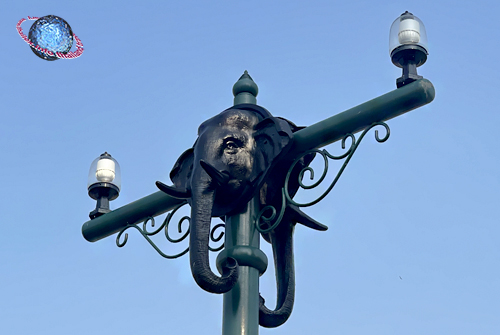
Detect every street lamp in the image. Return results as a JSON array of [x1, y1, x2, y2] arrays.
[[82, 12, 434, 335], [87, 152, 121, 219], [390, 11, 429, 88]]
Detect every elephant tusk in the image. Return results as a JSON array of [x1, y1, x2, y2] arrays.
[[286, 204, 328, 231], [155, 181, 191, 199], [199, 160, 230, 187]]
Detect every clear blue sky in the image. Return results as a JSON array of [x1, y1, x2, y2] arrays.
[[1, 1, 499, 334]]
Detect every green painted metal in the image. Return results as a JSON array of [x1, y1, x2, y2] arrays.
[[255, 189, 287, 234], [82, 191, 185, 242], [81, 78, 434, 248], [220, 72, 263, 334], [216, 245, 268, 276], [233, 71, 258, 105], [290, 78, 435, 155], [285, 122, 390, 208], [80, 74, 435, 335], [115, 201, 191, 259], [221, 197, 264, 335]]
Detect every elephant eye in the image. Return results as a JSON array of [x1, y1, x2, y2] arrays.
[[223, 137, 243, 153], [226, 141, 237, 149]]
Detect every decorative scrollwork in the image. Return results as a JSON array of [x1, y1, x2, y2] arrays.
[[255, 189, 287, 234], [116, 201, 191, 259], [115, 201, 226, 257], [254, 122, 390, 233], [285, 122, 390, 207], [209, 223, 226, 252]]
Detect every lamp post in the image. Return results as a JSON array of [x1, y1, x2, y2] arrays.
[[390, 11, 429, 88], [87, 152, 121, 219], [83, 12, 434, 335]]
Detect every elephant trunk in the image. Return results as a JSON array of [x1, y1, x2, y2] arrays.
[[259, 222, 295, 327], [189, 167, 239, 294]]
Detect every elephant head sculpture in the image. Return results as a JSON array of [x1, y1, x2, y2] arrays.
[[156, 104, 327, 327]]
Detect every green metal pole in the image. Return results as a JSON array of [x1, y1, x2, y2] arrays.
[[216, 72, 265, 335], [290, 78, 435, 155], [79, 72, 435, 334], [81, 76, 434, 246], [220, 197, 263, 335], [82, 191, 185, 242]]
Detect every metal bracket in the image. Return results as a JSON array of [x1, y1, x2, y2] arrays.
[[116, 201, 225, 258], [256, 122, 390, 231]]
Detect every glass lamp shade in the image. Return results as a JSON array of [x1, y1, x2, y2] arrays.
[[389, 11, 428, 67], [87, 152, 121, 200]]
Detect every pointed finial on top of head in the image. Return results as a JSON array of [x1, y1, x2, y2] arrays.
[[233, 70, 259, 105]]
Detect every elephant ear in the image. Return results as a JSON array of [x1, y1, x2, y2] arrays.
[[254, 116, 307, 177], [169, 148, 194, 190], [276, 117, 305, 132], [156, 147, 194, 199], [256, 117, 310, 210], [252, 117, 294, 185]]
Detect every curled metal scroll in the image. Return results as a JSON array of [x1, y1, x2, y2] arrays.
[[255, 122, 390, 232], [209, 223, 226, 252], [255, 122, 391, 234], [256, 189, 287, 234], [285, 122, 390, 207], [116, 201, 225, 258], [116, 201, 191, 259]]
